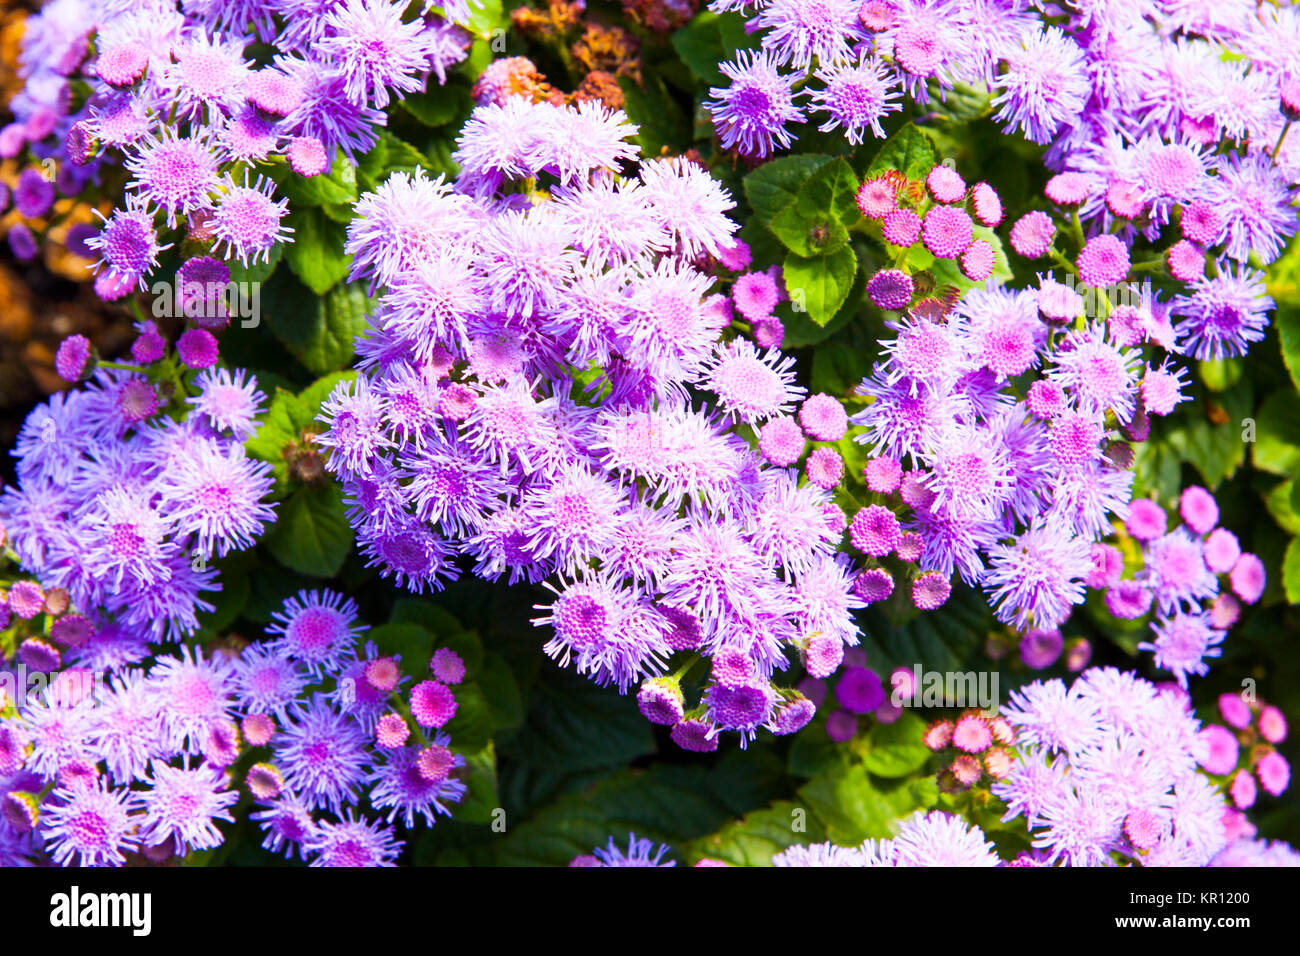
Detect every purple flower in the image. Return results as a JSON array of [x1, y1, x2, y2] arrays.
[[367, 738, 466, 827], [1139, 612, 1225, 688], [1171, 262, 1273, 361], [707, 50, 805, 159], [891, 811, 1000, 866], [319, 0, 432, 109], [274, 695, 372, 813], [41, 782, 141, 867], [13, 167, 55, 218], [533, 571, 669, 691], [1206, 151, 1298, 264], [209, 172, 292, 266], [139, 760, 238, 854], [277, 54, 386, 162], [810, 57, 902, 143], [124, 127, 221, 227], [985, 520, 1092, 631], [587, 832, 676, 867], [267, 589, 366, 678], [306, 810, 402, 866], [992, 26, 1089, 145], [86, 199, 170, 288], [156, 438, 276, 559]]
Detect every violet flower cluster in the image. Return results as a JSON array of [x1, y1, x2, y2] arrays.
[[5, 0, 472, 295], [603, 670, 1293, 867], [0, 334, 276, 645], [709, 0, 1298, 362], [753, 159, 1264, 675], [1110, 486, 1267, 688], [993, 668, 1289, 866], [318, 95, 863, 749], [1198, 692, 1290, 816], [0, 587, 468, 867], [573, 811, 1006, 866], [846, 172, 1155, 637]]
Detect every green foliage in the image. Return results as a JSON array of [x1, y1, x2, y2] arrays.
[[283, 207, 352, 294], [263, 273, 374, 374], [783, 245, 859, 327], [865, 123, 938, 180], [400, 83, 472, 128], [768, 157, 860, 253], [670, 11, 760, 85], [457, 752, 783, 866], [1253, 388, 1300, 477], [266, 153, 358, 207], [618, 73, 690, 156], [1284, 537, 1300, 604], [246, 370, 355, 494], [262, 483, 353, 578], [743, 154, 834, 224]]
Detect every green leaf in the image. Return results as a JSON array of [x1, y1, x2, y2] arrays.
[[298, 370, 357, 413], [1164, 382, 1252, 489], [267, 154, 357, 207], [1284, 537, 1300, 605], [478, 652, 524, 733], [422, 138, 459, 180], [769, 203, 848, 257], [453, 742, 501, 826], [681, 801, 826, 866], [196, 569, 249, 634], [743, 154, 832, 224], [443, 681, 495, 750], [501, 666, 654, 775], [1252, 389, 1300, 477], [400, 83, 471, 128], [803, 156, 861, 224], [357, 131, 430, 190], [467, 763, 756, 865], [245, 372, 354, 494], [796, 763, 938, 844], [389, 598, 465, 637], [778, 300, 855, 348], [377, 131, 427, 171], [283, 206, 352, 295], [470, 751, 781, 865], [617, 73, 689, 157], [810, 340, 871, 397], [1199, 357, 1245, 392], [460, 0, 505, 39], [321, 201, 356, 224], [1130, 433, 1185, 502], [766, 157, 859, 256], [860, 712, 932, 778], [226, 242, 281, 286], [1279, 306, 1300, 392], [783, 245, 857, 326], [787, 721, 852, 778], [263, 483, 354, 577], [670, 11, 760, 85], [245, 388, 305, 491], [366, 623, 435, 676], [265, 274, 374, 374], [928, 82, 992, 126], [1264, 481, 1300, 536], [865, 123, 938, 180]]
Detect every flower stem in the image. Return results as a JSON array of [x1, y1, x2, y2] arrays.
[[1272, 121, 1292, 168]]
